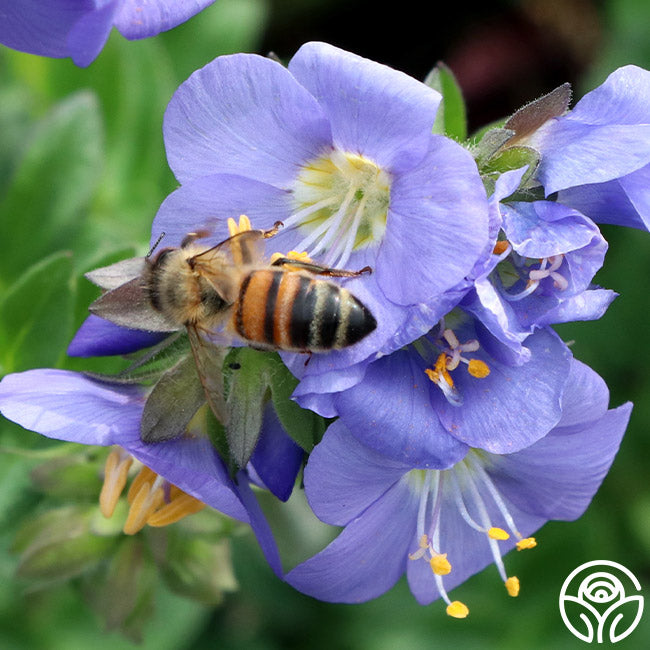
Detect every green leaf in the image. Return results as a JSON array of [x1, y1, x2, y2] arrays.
[[425, 62, 467, 141], [0, 251, 74, 373], [481, 145, 541, 186], [0, 92, 103, 284]]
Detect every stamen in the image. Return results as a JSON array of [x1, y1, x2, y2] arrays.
[[516, 538, 537, 551], [227, 214, 252, 236], [493, 240, 510, 256], [127, 465, 158, 504], [123, 474, 166, 535], [488, 527, 510, 541], [505, 576, 520, 597], [430, 553, 452, 576], [99, 448, 133, 518], [446, 600, 470, 618], [467, 359, 490, 378], [147, 492, 206, 527]]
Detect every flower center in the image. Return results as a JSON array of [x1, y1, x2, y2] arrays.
[[407, 452, 536, 617], [416, 324, 491, 406], [286, 150, 391, 268]]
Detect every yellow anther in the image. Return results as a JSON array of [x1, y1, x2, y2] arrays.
[[467, 359, 490, 378], [429, 553, 452, 576], [126, 466, 158, 504], [228, 214, 252, 236], [487, 527, 510, 541], [287, 250, 312, 262], [493, 240, 510, 255], [408, 534, 430, 560], [99, 449, 133, 518], [505, 576, 520, 597], [516, 537, 537, 551], [425, 353, 454, 388], [123, 480, 165, 535], [446, 601, 469, 618], [147, 492, 206, 528]]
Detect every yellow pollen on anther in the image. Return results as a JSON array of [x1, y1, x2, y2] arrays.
[[505, 576, 520, 597], [127, 465, 158, 504], [430, 553, 452, 576], [493, 240, 510, 255], [488, 527, 510, 541], [147, 492, 206, 527], [123, 479, 165, 535], [228, 214, 252, 236], [446, 601, 470, 618], [516, 537, 537, 551], [425, 353, 454, 388], [99, 449, 133, 518], [467, 359, 490, 378]]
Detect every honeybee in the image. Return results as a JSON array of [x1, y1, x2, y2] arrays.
[[87, 218, 376, 442]]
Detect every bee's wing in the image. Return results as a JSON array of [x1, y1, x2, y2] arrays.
[[89, 277, 177, 332], [187, 326, 228, 425], [191, 228, 269, 268], [85, 257, 147, 290]]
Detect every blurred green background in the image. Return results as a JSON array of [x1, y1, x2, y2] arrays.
[[1, 0, 649, 648]]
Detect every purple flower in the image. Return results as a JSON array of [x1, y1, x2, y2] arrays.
[[152, 42, 490, 371], [462, 168, 615, 357], [0, 368, 293, 576], [286, 359, 631, 614], [529, 65, 650, 232], [292, 311, 572, 465], [0, 1, 218, 67]]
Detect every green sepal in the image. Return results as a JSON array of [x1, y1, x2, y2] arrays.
[[80, 536, 156, 643], [222, 347, 269, 470], [472, 127, 516, 168], [140, 353, 206, 443], [0, 251, 74, 374], [481, 145, 541, 186], [425, 62, 467, 141], [154, 530, 238, 605], [263, 353, 327, 452]]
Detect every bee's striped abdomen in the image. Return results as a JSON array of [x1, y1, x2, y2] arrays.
[[233, 269, 376, 352]]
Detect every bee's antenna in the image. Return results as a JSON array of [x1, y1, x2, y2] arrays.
[[147, 232, 166, 258]]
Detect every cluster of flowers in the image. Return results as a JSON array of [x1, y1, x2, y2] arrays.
[[1, 39, 648, 617]]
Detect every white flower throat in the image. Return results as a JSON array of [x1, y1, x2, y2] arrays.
[[286, 150, 391, 268]]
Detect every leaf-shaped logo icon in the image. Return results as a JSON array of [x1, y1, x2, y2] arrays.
[[559, 560, 644, 643]]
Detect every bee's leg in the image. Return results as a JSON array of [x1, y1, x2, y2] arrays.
[[271, 257, 372, 278], [262, 221, 283, 239]]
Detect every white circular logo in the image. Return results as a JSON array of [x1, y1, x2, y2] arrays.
[[559, 560, 644, 643]]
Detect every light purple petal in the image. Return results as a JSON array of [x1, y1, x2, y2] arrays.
[[0, 369, 251, 523], [150, 173, 293, 248], [434, 327, 572, 453], [333, 350, 469, 467], [569, 65, 650, 125], [163, 53, 332, 186], [288, 41, 441, 173], [557, 169, 650, 231], [489, 402, 631, 521], [67, 315, 168, 357], [556, 358, 610, 428], [234, 475, 284, 578], [303, 420, 411, 526], [286, 476, 419, 603], [378, 135, 489, 304], [0, 0, 93, 58], [502, 201, 601, 259], [536, 122, 650, 194], [114, 0, 216, 40], [0, 369, 143, 446], [529, 288, 617, 328], [67, 0, 118, 67]]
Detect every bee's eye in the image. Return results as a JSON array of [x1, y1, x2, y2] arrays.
[[152, 248, 174, 269]]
